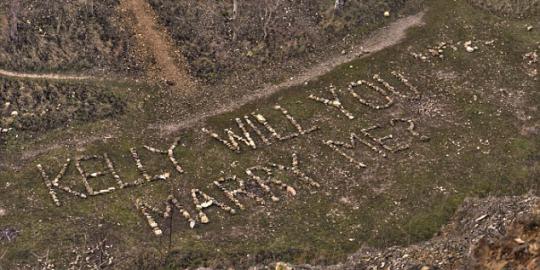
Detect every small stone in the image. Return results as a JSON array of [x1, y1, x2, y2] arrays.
[[527, 25, 533, 31], [255, 114, 266, 122], [286, 186, 296, 196], [475, 214, 488, 222], [514, 238, 525, 244], [0, 207, 6, 217], [275, 262, 292, 270], [466, 46, 475, 53], [331, 100, 341, 106], [200, 215, 209, 224], [384, 11, 390, 17], [201, 201, 213, 208], [10, 111, 18, 116]]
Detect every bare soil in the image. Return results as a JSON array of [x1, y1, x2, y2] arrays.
[[119, 0, 196, 90]]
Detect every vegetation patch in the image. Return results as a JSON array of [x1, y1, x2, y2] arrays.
[[0, 77, 126, 138], [0, 0, 142, 75], [147, 0, 417, 83]]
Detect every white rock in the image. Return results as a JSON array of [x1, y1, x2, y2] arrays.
[[384, 11, 390, 17], [286, 186, 297, 196], [201, 201, 213, 208], [466, 46, 475, 53], [475, 214, 488, 222], [255, 114, 266, 122], [527, 25, 533, 31], [10, 111, 18, 116], [200, 215, 209, 224]]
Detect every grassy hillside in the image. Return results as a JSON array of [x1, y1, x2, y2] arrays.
[[0, 0, 538, 268]]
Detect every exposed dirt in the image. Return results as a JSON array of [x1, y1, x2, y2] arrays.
[[119, 0, 196, 90]]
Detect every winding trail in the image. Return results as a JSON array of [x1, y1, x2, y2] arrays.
[[0, 69, 93, 81], [158, 11, 426, 134]]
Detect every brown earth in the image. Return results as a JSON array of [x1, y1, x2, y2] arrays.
[[119, 0, 196, 91]]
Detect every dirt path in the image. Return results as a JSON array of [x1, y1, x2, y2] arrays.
[[119, 0, 196, 90], [0, 69, 93, 81], [158, 11, 426, 134]]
